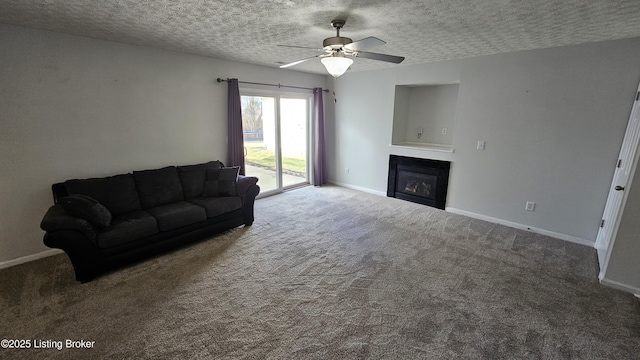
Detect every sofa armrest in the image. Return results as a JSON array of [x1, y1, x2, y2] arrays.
[[236, 176, 259, 199], [40, 204, 98, 241], [236, 176, 260, 226], [43, 230, 100, 283], [41, 205, 101, 282]]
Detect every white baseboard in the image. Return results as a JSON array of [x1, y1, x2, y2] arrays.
[[326, 182, 594, 247], [0, 249, 63, 270], [327, 180, 387, 197], [600, 277, 640, 296], [444, 207, 594, 247]]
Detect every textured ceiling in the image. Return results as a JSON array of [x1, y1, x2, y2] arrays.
[[2, 0, 640, 75]]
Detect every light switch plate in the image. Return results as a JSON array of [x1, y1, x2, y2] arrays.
[[477, 141, 485, 150], [526, 201, 535, 211]]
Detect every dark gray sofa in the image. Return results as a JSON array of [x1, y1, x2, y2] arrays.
[[40, 160, 259, 283]]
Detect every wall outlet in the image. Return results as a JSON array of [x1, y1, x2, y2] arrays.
[[345, 167, 349, 174], [441, 128, 447, 135], [525, 201, 535, 211], [477, 141, 485, 150]]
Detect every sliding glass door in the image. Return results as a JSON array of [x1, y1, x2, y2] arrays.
[[280, 98, 308, 188], [241, 92, 309, 195]]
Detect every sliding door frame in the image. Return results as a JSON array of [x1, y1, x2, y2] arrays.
[[239, 87, 312, 198]]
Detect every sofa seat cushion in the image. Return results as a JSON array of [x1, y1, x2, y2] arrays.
[[97, 211, 159, 248], [146, 201, 206, 231], [64, 174, 142, 216], [188, 197, 242, 218], [133, 166, 185, 209], [177, 161, 223, 199]]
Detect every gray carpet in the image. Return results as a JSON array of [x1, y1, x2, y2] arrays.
[[1, 185, 639, 359]]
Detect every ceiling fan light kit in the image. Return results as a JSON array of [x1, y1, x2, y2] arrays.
[[279, 18, 405, 78], [321, 56, 354, 78]]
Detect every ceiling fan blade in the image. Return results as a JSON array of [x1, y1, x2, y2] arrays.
[[344, 36, 386, 51], [279, 55, 320, 68], [277, 44, 324, 51], [354, 51, 405, 64]]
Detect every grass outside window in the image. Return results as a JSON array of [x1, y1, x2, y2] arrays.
[[245, 144, 306, 177]]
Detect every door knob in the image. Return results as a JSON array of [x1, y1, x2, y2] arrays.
[[615, 185, 625, 191]]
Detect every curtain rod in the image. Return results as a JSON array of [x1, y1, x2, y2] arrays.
[[216, 78, 329, 93]]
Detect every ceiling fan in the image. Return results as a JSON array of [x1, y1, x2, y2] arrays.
[[278, 19, 405, 78]]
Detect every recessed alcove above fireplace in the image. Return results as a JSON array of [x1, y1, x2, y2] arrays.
[[391, 83, 459, 152], [387, 155, 451, 210]]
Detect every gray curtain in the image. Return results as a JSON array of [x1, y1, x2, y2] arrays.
[[312, 88, 326, 185], [227, 78, 245, 175]]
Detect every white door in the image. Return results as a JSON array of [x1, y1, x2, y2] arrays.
[[595, 81, 640, 278]]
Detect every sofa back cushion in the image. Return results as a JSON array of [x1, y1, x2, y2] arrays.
[[177, 161, 222, 199], [203, 167, 240, 197], [133, 166, 184, 208], [64, 174, 142, 216]]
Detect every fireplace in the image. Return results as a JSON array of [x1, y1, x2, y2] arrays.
[[387, 155, 450, 209]]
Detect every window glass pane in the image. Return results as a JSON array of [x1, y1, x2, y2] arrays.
[[242, 96, 277, 193], [280, 98, 308, 188]]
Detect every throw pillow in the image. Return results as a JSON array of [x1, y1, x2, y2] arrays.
[[177, 161, 222, 199], [59, 194, 112, 228], [203, 167, 240, 197]]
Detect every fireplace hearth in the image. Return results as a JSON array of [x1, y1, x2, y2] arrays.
[[387, 155, 450, 209]]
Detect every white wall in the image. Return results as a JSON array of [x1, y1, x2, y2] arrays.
[[327, 37, 640, 244], [0, 24, 327, 264]]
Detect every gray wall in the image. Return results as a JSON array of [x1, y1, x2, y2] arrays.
[[327, 37, 640, 243], [0, 24, 326, 264], [391, 86, 410, 144], [404, 84, 458, 146], [3, 21, 640, 278]]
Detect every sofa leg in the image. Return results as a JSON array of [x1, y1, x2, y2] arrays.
[[77, 273, 96, 283], [63, 247, 100, 283], [71, 259, 99, 283]]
